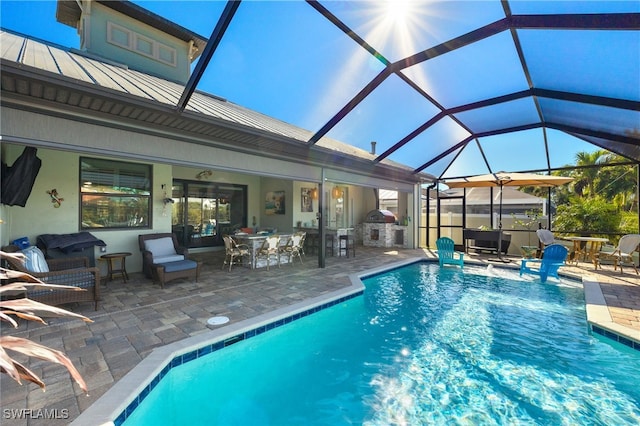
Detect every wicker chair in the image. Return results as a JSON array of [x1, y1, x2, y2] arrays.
[[2, 247, 100, 310], [138, 233, 200, 288], [280, 232, 304, 265], [222, 235, 250, 272], [255, 235, 281, 270]]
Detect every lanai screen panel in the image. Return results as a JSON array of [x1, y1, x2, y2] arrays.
[[175, 0, 639, 170], [325, 73, 442, 155]]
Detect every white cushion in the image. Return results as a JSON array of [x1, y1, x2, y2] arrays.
[[144, 237, 177, 257], [153, 254, 185, 264], [21, 246, 49, 273]]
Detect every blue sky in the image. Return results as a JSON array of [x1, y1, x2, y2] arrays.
[[1, 1, 626, 179]]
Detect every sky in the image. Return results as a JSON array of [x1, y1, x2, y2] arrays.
[[2, 0, 631, 180]]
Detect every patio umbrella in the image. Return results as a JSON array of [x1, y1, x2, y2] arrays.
[[444, 172, 573, 259]]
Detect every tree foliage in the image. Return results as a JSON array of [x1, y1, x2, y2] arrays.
[[553, 197, 621, 235], [550, 150, 637, 235], [519, 150, 638, 234]]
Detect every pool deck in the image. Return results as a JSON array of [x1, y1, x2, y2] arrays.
[[1, 246, 639, 425]]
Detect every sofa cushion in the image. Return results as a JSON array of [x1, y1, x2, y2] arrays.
[[144, 237, 177, 257], [153, 254, 185, 264], [21, 246, 49, 273]]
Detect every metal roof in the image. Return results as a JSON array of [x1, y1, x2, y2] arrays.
[[0, 28, 424, 185]]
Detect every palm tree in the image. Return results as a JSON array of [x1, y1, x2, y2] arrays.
[[572, 149, 611, 198]]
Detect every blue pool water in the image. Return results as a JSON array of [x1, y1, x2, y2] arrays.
[[123, 262, 640, 425]]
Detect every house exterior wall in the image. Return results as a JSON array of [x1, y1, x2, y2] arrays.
[[1, 107, 419, 270], [0, 144, 173, 274], [82, 2, 192, 83]]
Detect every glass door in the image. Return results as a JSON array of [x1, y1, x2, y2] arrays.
[[325, 185, 349, 229], [171, 180, 247, 248]]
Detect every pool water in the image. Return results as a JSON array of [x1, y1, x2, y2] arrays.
[[124, 262, 640, 425]]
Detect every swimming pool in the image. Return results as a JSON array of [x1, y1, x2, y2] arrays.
[[116, 261, 640, 425]]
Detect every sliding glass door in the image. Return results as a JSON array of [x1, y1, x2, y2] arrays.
[[171, 180, 247, 248]]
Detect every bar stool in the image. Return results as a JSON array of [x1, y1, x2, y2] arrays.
[[306, 233, 319, 255], [338, 234, 355, 258], [325, 234, 334, 256]]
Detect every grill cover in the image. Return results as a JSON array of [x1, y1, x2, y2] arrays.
[[365, 209, 396, 223]]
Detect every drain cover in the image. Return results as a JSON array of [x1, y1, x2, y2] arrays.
[[207, 316, 230, 326]]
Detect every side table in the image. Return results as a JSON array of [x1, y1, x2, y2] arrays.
[[100, 252, 132, 283]]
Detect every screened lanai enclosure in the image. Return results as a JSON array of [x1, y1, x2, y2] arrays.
[[146, 0, 638, 248], [3, 0, 639, 250], [78, 0, 639, 174]]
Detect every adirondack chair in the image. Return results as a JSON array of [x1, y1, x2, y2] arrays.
[[436, 237, 464, 268], [520, 244, 568, 282]]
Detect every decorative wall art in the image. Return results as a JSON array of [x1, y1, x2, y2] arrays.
[[46, 189, 64, 208], [265, 190, 285, 215], [301, 188, 314, 212]]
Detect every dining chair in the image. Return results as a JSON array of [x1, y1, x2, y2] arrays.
[[255, 235, 281, 270], [222, 235, 250, 272], [296, 232, 307, 258], [281, 233, 304, 265]]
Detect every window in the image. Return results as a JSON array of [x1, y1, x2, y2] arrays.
[[80, 157, 151, 230], [107, 22, 177, 67], [135, 36, 153, 56]]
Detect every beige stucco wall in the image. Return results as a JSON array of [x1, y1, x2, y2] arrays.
[[0, 144, 173, 274]]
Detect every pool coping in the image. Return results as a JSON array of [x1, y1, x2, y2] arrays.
[[583, 279, 640, 350], [71, 280, 364, 426]]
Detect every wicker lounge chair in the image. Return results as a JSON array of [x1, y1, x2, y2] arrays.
[[138, 233, 200, 288]]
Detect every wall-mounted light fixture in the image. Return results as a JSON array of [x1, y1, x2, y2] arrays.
[[331, 186, 343, 199], [161, 184, 174, 216], [310, 187, 318, 200], [196, 169, 213, 180]]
